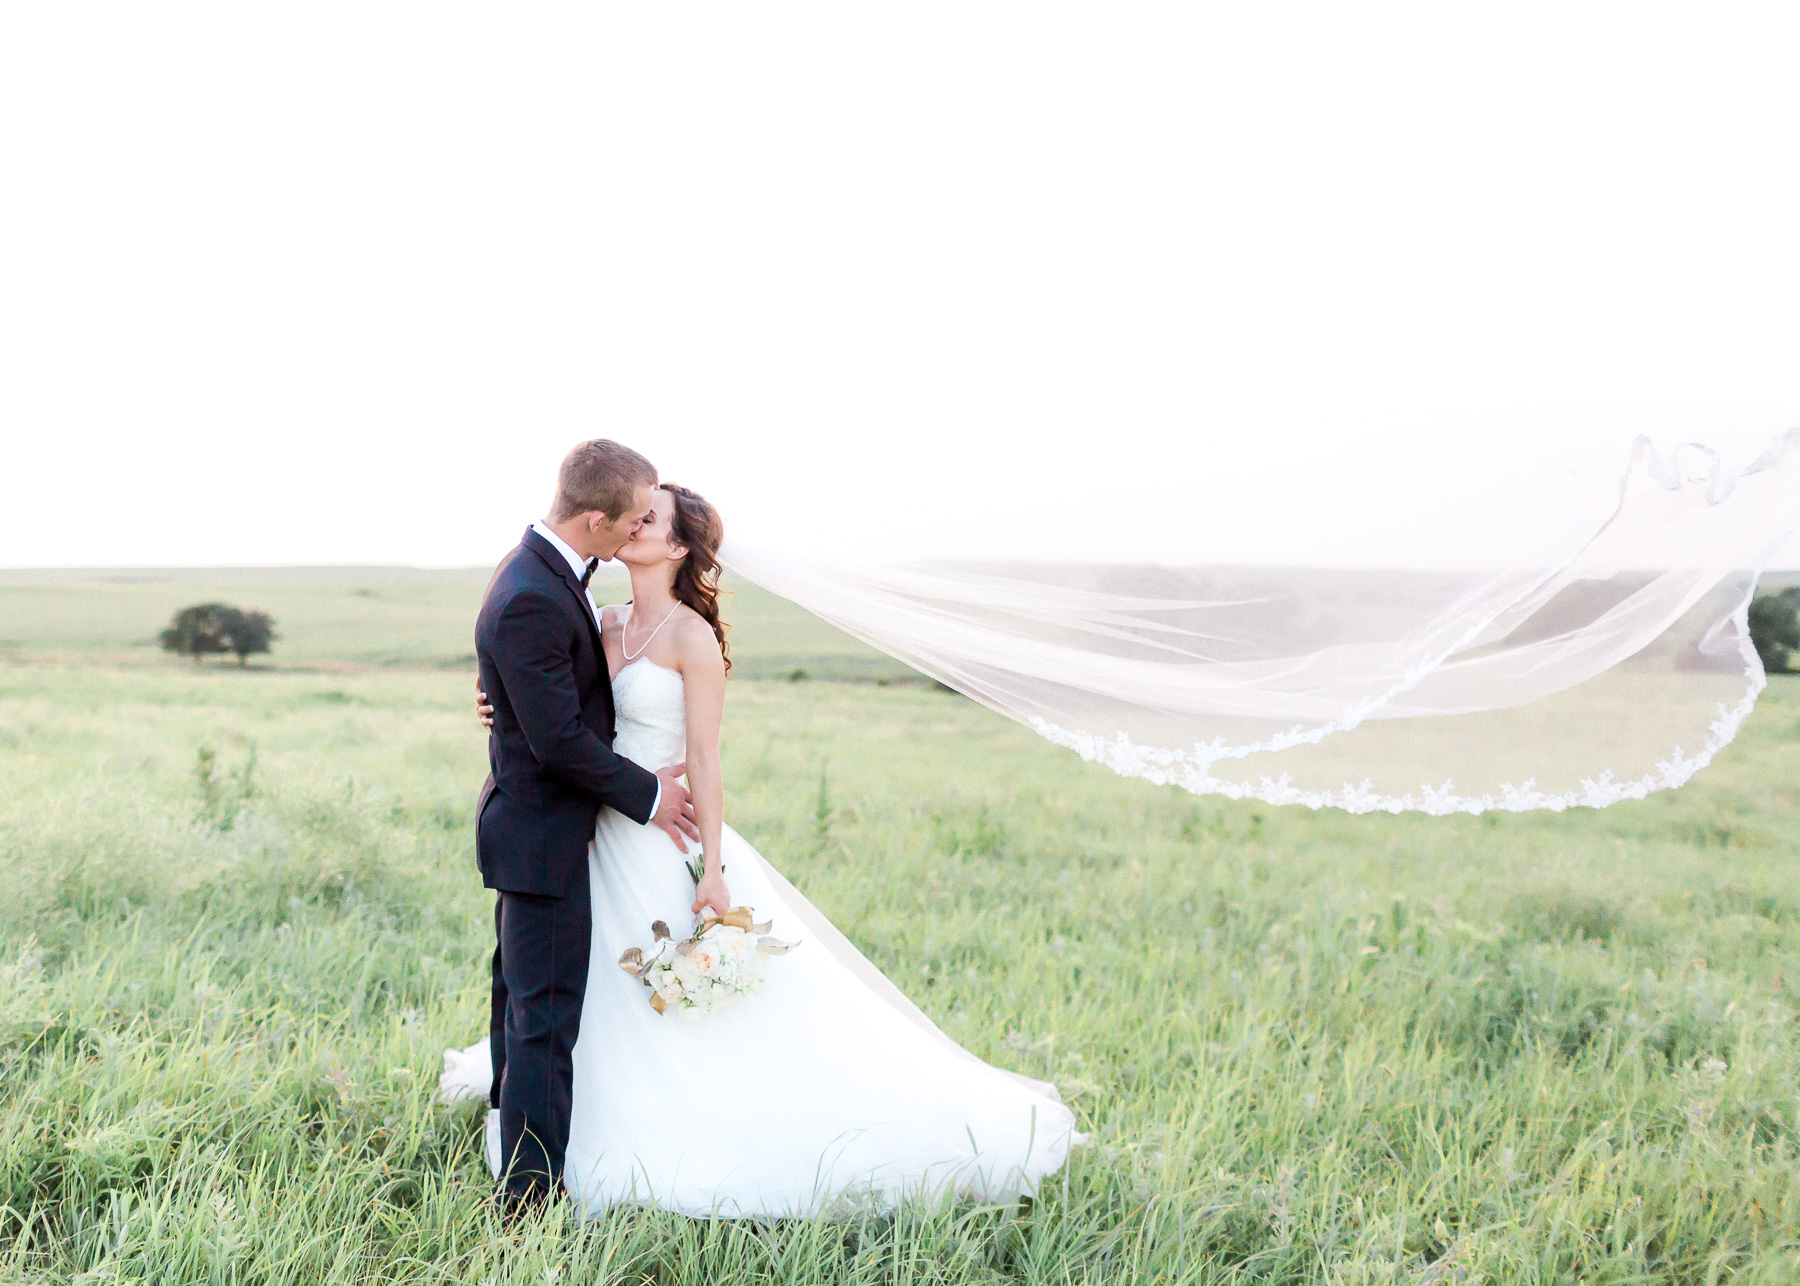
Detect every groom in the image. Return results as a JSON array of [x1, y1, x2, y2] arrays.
[[475, 439, 698, 1215]]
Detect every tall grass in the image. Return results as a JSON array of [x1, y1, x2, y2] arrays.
[[1, 648, 1798, 1281]]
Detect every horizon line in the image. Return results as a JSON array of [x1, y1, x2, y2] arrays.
[[6, 562, 1800, 579]]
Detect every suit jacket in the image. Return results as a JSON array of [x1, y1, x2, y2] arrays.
[[475, 528, 660, 896]]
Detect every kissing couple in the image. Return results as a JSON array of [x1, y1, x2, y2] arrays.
[[440, 439, 1080, 1220]]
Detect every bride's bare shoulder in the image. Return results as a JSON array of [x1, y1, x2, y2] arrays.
[[670, 607, 726, 675]]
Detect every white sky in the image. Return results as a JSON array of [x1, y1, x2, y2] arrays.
[[3, 4, 1799, 568]]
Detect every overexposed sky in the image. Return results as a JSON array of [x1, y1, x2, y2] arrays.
[[3, 4, 1798, 568]]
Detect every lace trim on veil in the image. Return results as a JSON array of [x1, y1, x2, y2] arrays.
[[1030, 635, 1763, 816]]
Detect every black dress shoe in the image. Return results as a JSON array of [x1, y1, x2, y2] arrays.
[[491, 1184, 550, 1225]]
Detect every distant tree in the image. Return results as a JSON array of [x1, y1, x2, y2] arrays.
[[159, 603, 234, 664], [224, 609, 277, 667], [1748, 590, 1800, 674], [158, 603, 278, 668]]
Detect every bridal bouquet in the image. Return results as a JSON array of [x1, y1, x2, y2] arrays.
[[618, 908, 797, 1017]]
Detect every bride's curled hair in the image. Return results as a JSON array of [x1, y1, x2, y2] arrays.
[[661, 483, 731, 675]]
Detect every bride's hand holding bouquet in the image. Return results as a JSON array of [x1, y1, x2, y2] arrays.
[[691, 868, 731, 917], [620, 854, 797, 1018]]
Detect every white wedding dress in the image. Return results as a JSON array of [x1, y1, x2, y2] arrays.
[[440, 657, 1081, 1218]]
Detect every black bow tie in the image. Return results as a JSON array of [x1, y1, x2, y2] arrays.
[[580, 558, 598, 589]]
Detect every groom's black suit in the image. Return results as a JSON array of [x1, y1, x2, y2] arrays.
[[475, 528, 660, 1204]]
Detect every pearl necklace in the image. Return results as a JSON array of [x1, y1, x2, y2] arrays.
[[622, 602, 681, 661]]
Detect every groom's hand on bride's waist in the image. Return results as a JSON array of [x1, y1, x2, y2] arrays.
[[653, 764, 699, 852]]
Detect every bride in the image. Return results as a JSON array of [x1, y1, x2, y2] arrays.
[[440, 482, 1081, 1218]]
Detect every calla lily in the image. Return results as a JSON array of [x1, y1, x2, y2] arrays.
[[651, 920, 671, 941], [618, 947, 645, 975], [757, 937, 799, 955]]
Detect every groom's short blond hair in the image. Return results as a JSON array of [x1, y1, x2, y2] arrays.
[[550, 440, 658, 522]]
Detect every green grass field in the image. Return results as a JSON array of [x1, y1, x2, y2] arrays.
[[2, 572, 1798, 1282]]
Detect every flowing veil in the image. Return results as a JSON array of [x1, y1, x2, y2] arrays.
[[720, 425, 1800, 815]]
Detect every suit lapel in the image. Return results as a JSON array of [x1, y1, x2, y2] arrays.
[[521, 529, 605, 655]]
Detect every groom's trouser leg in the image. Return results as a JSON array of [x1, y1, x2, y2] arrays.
[[488, 895, 507, 1110], [494, 862, 592, 1203]]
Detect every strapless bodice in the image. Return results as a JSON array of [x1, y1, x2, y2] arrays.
[[612, 660, 686, 772]]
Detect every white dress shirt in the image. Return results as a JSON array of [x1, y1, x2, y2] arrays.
[[529, 520, 662, 817]]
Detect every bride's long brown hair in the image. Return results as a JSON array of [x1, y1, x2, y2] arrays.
[[661, 483, 731, 675]]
